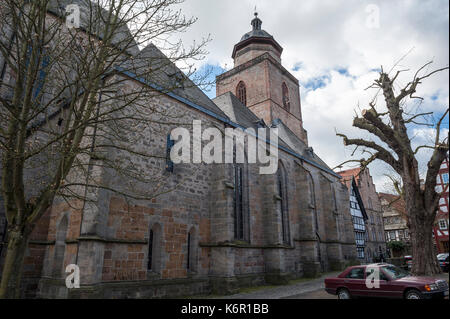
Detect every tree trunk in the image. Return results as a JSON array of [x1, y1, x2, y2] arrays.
[[409, 206, 441, 276], [0, 227, 30, 299]]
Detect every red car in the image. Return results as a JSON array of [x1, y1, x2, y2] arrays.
[[325, 263, 449, 299]]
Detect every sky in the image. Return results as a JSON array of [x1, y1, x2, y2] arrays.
[[171, 0, 449, 193]]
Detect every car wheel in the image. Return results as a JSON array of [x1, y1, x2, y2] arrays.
[[405, 290, 423, 300], [337, 288, 351, 300]]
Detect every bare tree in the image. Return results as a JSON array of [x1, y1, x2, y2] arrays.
[[336, 62, 449, 276], [0, 0, 210, 298]]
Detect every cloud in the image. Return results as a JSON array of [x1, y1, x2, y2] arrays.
[[173, 0, 449, 192]]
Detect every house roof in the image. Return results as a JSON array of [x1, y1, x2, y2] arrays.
[[378, 192, 406, 216]]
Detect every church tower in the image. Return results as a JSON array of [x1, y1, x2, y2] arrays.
[[216, 13, 308, 144]]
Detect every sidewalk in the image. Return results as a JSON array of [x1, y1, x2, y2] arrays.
[[214, 271, 449, 300], [216, 272, 341, 299]]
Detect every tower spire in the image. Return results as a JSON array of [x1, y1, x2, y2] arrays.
[[251, 11, 262, 30]]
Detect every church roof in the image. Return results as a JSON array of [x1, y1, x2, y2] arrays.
[[240, 29, 274, 42], [212, 92, 263, 129], [47, 0, 140, 56], [119, 43, 228, 118]]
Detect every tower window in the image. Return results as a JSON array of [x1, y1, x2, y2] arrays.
[[282, 83, 290, 111], [237, 81, 247, 106]]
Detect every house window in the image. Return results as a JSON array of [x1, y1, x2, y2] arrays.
[[282, 82, 290, 111], [442, 173, 449, 184], [357, 247, 365, 259], [439, 220, 448, 230], [389, 231, 396, 241], [237, 81, 247, 106]]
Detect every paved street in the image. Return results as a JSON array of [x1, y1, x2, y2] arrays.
[[215, 272, 449, 299], [218, 272, 340, 299]]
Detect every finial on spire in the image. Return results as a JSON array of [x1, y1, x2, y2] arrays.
[[251, 10, 262, 30]]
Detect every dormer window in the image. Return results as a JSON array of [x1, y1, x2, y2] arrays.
[[282, 83, 290, 111], [237, 81, 247, 106]]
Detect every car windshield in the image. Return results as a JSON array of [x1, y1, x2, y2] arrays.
[[382, 265, 409, 279]]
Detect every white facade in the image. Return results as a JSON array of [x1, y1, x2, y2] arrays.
[[350, 185, 367, 260]]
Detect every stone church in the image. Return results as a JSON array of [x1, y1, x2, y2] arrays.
[[0, 6, 357, 298]]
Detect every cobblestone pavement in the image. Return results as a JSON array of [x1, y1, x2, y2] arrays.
[[217, 272, 341, 299], [216, 272, 449, 299]]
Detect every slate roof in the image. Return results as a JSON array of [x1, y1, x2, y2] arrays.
[[211, 92, 341, 178], [270, 118, 332, 169], [48, 0, 140, 56], [212, 92, 264, 129], [119, 43, 228, 119], [240, 29, 274, 42]]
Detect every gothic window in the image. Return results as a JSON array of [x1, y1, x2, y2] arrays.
[[277, 163, 290, 245], [52, 215, 68, 278], [147, 224, 161, 272], [282, 82, 290, 111], [166, 134, 175, 173], [237, 81, 247, 106], [148, 229, 153, 270], [234, 164, 245, 240], [331, 185, 338, 211], [307, 173, 319, 234], [307, 174, 315, 207], [187, 232, 191, 270], [187, 228, 197, 271]]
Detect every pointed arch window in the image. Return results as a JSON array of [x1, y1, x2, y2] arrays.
[[282, 82, 290, 111], [277, 164, 290, 245], [53, 215, 68, 278], [234, 163, 245, 240], [187, 228, 197, 271], [147, 224, 161, 273], [237, 81, 247, 106]]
